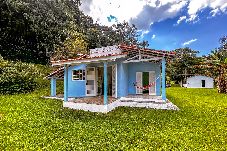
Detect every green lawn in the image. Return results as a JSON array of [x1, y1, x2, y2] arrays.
[[0, 88, 227, 150]]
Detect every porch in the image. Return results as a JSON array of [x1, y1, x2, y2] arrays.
[[44, 95, 179, 113], [63, 95, 178, 113]]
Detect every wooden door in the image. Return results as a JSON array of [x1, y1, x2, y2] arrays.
[[136, 72, 143, 94]]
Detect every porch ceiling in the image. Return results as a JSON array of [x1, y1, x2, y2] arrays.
[[51, 53, 127, 66]]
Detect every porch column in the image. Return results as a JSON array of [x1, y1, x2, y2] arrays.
[[103, 62, 108, 105], [64, 64, 68, 102], [51, 77, 56, 97], [162, 58, 166, 101]]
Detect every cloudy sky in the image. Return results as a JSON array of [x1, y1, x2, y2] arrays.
[[80, 0, 227, 55]]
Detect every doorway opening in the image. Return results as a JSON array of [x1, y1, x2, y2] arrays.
[[136, 71, 156, 95], [201, 80, 205, 87], [97, 66, 113, 96], [143, 72, 149, 94]]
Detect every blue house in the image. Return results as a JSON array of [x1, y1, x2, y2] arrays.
[[47, 45, 175, 111]]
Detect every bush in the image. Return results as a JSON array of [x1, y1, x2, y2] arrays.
[[0, 56, 50, 94]]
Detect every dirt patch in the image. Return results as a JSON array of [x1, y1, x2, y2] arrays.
[[74, 96, 116, 105]]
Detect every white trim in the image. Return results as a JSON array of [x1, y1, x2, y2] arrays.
[[71, 69, 85, 81], [96, 67, 98, 95], [52, 54, 127, 66], [149, 71, 156, 95], [123, 55, 162, 63], [86, 67, 96, 96], [136, 72, 143, 94]]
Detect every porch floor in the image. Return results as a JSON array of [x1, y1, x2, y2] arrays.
[[43, 95, 179, 113], [73, 96, 117, 105]]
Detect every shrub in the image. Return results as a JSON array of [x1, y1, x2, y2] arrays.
[[0, 56, 50, 94]]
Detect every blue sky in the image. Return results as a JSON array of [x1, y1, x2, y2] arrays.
[[79, 0, 227, 55], [143, 9, 227, 55]]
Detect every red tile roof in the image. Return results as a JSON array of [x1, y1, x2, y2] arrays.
[[119, 44, 176, 57], [45, 67, 64, 79], [51, 44, 175, 65], [51, 52, 127, 64]]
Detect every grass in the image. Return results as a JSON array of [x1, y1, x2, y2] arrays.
[[0, 88, 227, 150]]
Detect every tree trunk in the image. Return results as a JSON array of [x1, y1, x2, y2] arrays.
[[217, 66, 227, 93]]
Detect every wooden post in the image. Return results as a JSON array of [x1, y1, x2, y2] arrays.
[[64, 65, 68, 102], [104, 62, 108, 105], [162, 58, 166, 101], [51, 78, 56, 97]]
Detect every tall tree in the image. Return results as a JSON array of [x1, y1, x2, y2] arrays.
[[167, 47, 201, 84], [0, 0, 82, 64], [204, 36, 227, 93]]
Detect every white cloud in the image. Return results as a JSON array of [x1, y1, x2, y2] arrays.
[[187, 0, 227, 21], [141, 30, 149, 38], [182, 38, 197, 46], [80, 0, 188, 29], [176, 15, 187, 25], [152, 34, 156, 39], [79, 0, 227, 29]]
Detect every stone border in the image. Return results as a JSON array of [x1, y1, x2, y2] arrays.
[[43, 96, 179, 113], [63, 100, 179, 113]]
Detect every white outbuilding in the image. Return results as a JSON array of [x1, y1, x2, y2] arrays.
[[184, 75, 214, 88]]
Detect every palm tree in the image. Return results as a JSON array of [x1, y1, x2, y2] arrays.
[[206, 36, 227, 93]]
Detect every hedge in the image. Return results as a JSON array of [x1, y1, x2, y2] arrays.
[[0, 56, 50, 94]]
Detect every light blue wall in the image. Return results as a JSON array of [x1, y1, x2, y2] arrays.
[[68, 64, 86, 97], [117, 62, 128, 97], [127, 62, 161, 96], [65, 60, 161, 98]]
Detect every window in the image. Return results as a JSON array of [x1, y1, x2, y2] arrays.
[[72, 70, 85, 80], [201, 80, 205, 87]]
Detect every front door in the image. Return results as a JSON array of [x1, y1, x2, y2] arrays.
[[149, 71, 156, 95], [86, 67, 96, 96], [136, 72, 143, 94]]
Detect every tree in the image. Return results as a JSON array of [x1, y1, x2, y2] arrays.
[[167, 47, 201, 84], [0, 0, 145, 64], [204, 36, 227, 93], [0, 0, 82, 64]]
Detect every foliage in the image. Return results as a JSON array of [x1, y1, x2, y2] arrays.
[[167, 47, 201, 84], [53, 30, 88, 60], [0, 56, 50, 94], [200, 36, 227, 93], [0, 87, 226, 150], [0, 0, 84, 64], [112, 21, 138, 45], [0, 0, 143, 63]]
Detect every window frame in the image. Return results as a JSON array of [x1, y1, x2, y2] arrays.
[[72, 69, 86, 81]]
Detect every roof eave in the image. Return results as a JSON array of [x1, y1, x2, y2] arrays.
[[51, 54, 127, 66]]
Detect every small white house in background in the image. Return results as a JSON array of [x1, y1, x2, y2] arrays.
[[184, 75, 214, 88]]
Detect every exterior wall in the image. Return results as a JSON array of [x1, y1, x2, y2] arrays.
[[117, 61, 129, 97], [68, 64, 86, 97], [187, 76, 214, 88], [127, 62, 161, 95], [66, 61, 161, 98]]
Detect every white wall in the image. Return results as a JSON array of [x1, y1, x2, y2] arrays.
[[186, 76, 214, 88]]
